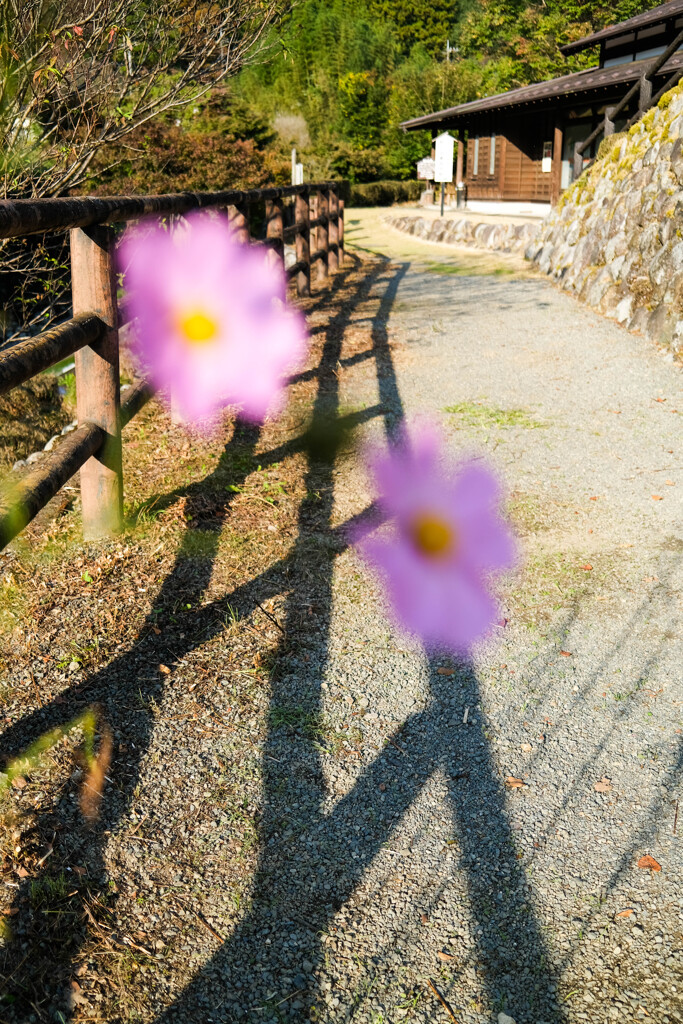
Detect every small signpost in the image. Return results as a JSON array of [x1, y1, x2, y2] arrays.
[[434, 132, 455, 216], [417, 157, 435, 181], [291, 148, 304, 186]]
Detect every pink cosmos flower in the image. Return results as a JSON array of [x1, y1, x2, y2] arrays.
[[355, 424, 515, 654], [117, 211, 308, 425]]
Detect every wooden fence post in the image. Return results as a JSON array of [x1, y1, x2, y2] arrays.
[[70, 225, 123, 540], [295, 191, 311, 297], [266, 196, 284, 267], [316, 188, 329, 284], [604, 105, 616, 137], [229, 201, 250, 244], [328, 188, 339, 275], [640, 75, 653, 113], [338, 198, 345, 266]]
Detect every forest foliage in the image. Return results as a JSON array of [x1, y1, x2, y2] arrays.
[[86, 0, 666, 193]]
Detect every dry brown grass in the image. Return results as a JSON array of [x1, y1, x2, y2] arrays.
[[0, 253, 384, 1022]]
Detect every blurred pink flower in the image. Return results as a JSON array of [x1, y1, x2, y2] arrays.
[[356, 425, 515, 654], [118, 211, 308, 425]]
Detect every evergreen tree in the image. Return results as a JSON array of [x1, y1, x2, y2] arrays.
[[367, 0, 460, 57]]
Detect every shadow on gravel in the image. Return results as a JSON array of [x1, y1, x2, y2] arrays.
[[0, 252, 568, 1023], [0, 256, 380, 1019], [149, 259, 566, 1024]]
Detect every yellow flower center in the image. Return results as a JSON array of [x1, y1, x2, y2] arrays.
[[178, 310, 218, 345], [410, 513, 455, 559]]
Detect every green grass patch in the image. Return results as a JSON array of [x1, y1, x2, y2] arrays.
[[425, 261, 469, 276], [269, 705, 321, 733], [425, 261, 515, 277], [444, 401, 543, 429]]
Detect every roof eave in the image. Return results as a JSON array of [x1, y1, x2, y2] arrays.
[[558, 1, 683, 58], [559, 40, 595, 56]]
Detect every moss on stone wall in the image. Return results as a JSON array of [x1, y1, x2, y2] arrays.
[[528, 80, 683, 357]]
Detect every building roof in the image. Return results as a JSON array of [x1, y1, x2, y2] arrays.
[[401, 51, 683, 131], [561, 0, 683, 56]]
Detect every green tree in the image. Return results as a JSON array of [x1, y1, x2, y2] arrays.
[[368, 0, 459, 57], [338, 71, 387, 148]]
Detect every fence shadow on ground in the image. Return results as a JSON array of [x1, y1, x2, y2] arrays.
[[4, 249, 674, 1023], [147, 255, 567, 1023], [0, 255, 394, 1018]]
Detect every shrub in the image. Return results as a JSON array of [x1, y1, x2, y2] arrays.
[[346, 179, 422, 206]]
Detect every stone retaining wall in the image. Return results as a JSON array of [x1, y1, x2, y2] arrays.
[[386, 214, 539, 253], [527, 82, 683, 357]]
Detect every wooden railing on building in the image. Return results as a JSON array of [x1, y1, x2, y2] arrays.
[[0, 181, 344, 551], [574, 29, 683, 179]]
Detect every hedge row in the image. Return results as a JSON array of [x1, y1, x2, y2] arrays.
[[339, 180, 422, 207]]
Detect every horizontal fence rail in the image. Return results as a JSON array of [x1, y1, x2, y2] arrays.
[[0, 313, 106, 397], [0, 181, 344, 549]]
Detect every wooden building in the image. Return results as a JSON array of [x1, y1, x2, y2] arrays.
[[401, 0, 683, 203]]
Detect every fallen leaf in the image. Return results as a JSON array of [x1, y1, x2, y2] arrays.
[[560, 650, 572, 657], [666, 480, 675, 486], [421, 913, 429, 924], [637, 855, 661, 871], [652, 495, 663, 501], [579, 564, 593, 571], [521, 742, 533, 752], [655, 397, 667, 402], [67, 979, 89, 1010], [437, 667, 455, 676], [615, 908, 635, 919], [505, 776, 526, 788], [158, 664, 171, 674], [594, 777, 612, 793], [15, 865, 29, 878], [152, 626, 161, 635], [11, 776, 26, 790], [1, 908, 18, 916], [437, 951, 455, 962], [589, 495, 598, 501]]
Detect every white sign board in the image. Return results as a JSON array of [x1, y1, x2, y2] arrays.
[[417, 157, 435, 180], [434, 132, 455, 183], [295, 162, 304, 184]]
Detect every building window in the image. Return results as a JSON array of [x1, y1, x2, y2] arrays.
[[473, 136, 479, 176], [489, 134, 496, 175], [542, 140, 552, 173]]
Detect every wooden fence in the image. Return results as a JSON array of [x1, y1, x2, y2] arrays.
[[0, 181, 344, 550]]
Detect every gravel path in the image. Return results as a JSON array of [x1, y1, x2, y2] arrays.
[[2, 215, 680, 1024], [152, 215, 683, 1024]]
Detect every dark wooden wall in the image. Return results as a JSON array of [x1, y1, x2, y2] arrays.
[[464, 110, 558, 202]]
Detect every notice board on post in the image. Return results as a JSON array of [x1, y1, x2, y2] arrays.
[[417, 157, 435, 180], [434, 132, 455, 183]]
